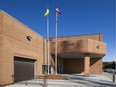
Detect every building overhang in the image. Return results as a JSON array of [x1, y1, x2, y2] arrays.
[[50, 39, 106, 58], [55, 52, 105, 59]]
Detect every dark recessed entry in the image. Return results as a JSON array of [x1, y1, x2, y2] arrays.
[[14, 56, 36, 82]]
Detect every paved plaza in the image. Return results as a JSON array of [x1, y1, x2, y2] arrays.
[[4, 73, 116, 87]]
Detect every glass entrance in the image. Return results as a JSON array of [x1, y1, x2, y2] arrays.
[[57, 66, 63, 74], [42, 65, 51, 74]]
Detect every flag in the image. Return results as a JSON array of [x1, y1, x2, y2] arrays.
[[56, 7, 61, 14], [44, 9, 49, 17]]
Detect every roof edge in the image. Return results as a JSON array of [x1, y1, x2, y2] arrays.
[[50, 34, 104, 39]]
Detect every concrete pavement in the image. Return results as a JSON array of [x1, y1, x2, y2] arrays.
[[4, 74, 116, 87], [102, 72, 116, 83]]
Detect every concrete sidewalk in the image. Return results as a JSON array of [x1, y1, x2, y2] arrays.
[[4, 74, 116, 87], [102, 72, 116, 83]]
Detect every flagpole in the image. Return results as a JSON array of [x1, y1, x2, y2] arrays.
[[47, 13, 50, 75], [55, 11, 58, 75]]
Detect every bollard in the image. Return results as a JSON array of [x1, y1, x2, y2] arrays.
[[113, 72, 115, 82], [25, 80, 28, 86], [43, 76, 47, 87]]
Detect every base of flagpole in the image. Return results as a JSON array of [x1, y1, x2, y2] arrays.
[[55, 73, 57, 75]]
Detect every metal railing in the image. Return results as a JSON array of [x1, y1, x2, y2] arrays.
[[12, 75, 48, 87], [35, 75, 48, 87]]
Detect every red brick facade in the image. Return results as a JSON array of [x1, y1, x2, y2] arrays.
[[0, 10, 106, 85]]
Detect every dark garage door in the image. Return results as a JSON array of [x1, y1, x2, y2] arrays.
[[14, 57, 35, 82]]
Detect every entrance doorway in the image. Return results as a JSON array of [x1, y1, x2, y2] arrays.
[[42, 65, 51, 74], [57, 66, 63, 74]]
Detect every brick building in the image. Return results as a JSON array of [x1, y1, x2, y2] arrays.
[[0, 10, 106, 85]]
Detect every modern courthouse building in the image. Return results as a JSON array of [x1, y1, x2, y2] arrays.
[[0, 10, 106, 85]]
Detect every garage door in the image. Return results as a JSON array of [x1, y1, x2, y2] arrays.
[[14, 57, 35, 82]]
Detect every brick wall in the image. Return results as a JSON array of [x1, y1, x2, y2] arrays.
[[0, 11, 45, 85], [0, 34, 2, 84], [50, 34, 103, 42], [90, 58, 102, 74]]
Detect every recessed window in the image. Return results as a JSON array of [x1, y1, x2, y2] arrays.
[[96, 46, 100, 49], [26, 36, 32, 41]]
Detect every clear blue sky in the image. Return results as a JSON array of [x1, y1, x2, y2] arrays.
[[0, 0, 115, 61]]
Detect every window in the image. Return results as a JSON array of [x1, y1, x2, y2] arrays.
[[96, 46, 100, 49], [42, 65, 51, 74]]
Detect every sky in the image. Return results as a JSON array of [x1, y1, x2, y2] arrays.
[[0, 0, 115, 62]]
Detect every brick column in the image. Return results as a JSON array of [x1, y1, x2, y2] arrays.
[[84, 56, 90, 76]]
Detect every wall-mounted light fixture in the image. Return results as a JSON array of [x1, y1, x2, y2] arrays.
[[26, 36, 32, 41]]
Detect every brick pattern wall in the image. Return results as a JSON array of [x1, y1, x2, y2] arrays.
[[0, 13, 2, 33], [50, 39, 106, 55], [90, 58, 102, 74], [84, 56, 90, 76], [0, 11, 105, 85], [88, 39, 106, 54], [0, 11, 45, 85], [0, 34, 2, 84], [50, 34, 103, 42]]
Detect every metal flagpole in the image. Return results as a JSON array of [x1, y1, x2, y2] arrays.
[[55, 11, 58, 75], [47, 13, 50, 75]]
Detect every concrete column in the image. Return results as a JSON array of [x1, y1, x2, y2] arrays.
[[84, 56, 90, 76]]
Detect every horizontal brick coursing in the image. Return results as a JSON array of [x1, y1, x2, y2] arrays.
[[0, 11, 45, 85], [0, 10, 105, 85], [90, 58, 102, 74]]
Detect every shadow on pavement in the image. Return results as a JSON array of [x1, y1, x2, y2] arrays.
[[66, 74, 115, 87]]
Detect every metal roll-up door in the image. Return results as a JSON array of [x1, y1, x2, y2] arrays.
[[14, 57, 35, 82]]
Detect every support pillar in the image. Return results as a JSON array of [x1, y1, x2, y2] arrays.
[[84, 56, 90, 76]]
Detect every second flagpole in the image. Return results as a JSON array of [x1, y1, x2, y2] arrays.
[[55, 10, 58, 75]]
